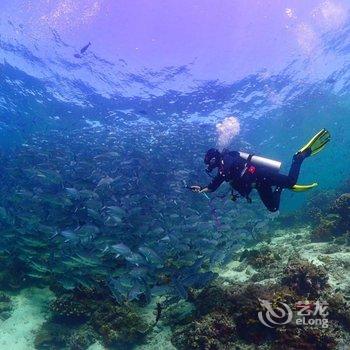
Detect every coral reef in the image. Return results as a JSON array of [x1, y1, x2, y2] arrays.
[[274, 326, 338, 350], [22, 193, 350, 350], [50, 293, 90, 323], [36, 286, 150, 349], [91, 302, 149, 346], [231, 284, 298, 344], [331, 193, 350, 218], [282, 259, 328, 298], [304, 190, 337, 223], [276, 190, 339, 230], [171, 259, 347, 350], [67, 325, 98, 350], [310, 193, 350, 242], [163, 300, 195, 326], [178, 281, 299, 346], [310, 215, 339, 242], [171, 311, 236, 350], [326, 292, 350, 330], [168, 192, 350, 350], [239, 245, 280, 268], [35, 321, 98, 350], [192, 280, 238, 316]]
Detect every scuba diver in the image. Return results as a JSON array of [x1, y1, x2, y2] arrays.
[[190, 129, 331, 212]]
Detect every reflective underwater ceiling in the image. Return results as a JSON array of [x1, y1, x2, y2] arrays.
[[0, 1, 350, 349]]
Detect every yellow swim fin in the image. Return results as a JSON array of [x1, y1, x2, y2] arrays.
[[297, 129, 331, 157], [291, 183, 318, 192]]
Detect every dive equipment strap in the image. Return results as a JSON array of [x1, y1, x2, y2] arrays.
[[240, 153, 255, 178]]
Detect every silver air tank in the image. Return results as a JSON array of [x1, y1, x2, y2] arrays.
[[239, 152, 281, 173]]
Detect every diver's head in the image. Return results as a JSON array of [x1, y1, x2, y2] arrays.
[[204, 148, 221, 173]]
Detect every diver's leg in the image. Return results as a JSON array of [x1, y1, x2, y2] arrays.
[[256, 153, 308, 212], [287, 153, 306, 185], [257, 185, 282, 212], [266, 153, 306, 188]]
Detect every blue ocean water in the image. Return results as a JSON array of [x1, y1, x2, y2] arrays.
[[0, 13, 349, 350]]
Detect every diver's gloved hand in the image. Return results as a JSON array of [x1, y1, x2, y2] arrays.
[[190, 185, 202, 193]]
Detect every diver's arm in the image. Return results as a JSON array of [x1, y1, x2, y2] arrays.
[[191, 174, 224, 193]]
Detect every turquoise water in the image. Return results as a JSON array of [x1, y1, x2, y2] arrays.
[[0, 6, 350, 350]]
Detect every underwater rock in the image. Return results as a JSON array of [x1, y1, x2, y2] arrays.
[[0, 291, 13, 320], [311, 215, 340, 242], [178, 278, 346, 349], [274, 191, 328, 230], [331, 194, 350, 236], [41, 286, 150, 348], [282, 259, 328, 298], [321, 243, 342, 255], [50, 294, 90, 323], [35, 321, 98, 350], [193, 281, 298, 344], [193, 280, 238, 316], [273, 325, 338, 350], [311, 193, 350, 242], [331, 193, 350, 218], [171, 310, 236, 350], [250, 269, 274, 282], [231, 284, 298, 344], [67, 325, 98, 350], [327, 292, 350, 330], [307, 207, 324, 224], [53, 287, 145, 341], [303, 190, 337, 224], [34, 320, 72, 349], [239, 245, 280, 268], [91, 303, 149, 346], [163, 299, 196, 326]]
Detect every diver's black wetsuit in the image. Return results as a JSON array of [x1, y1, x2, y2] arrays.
[[206, 150, 305, 212]]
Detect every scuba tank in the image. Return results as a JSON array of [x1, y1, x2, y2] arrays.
[[232, 152, 281, 203], [238, 152, 281, 173]]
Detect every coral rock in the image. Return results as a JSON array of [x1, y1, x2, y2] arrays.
[[240, 246, 279, 268], [282, 259, 328, 297], [171, 311, 236, 350], [274, 326, 338, 350], [91, 303, 149, 346], [50, 294, 90, 323]]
